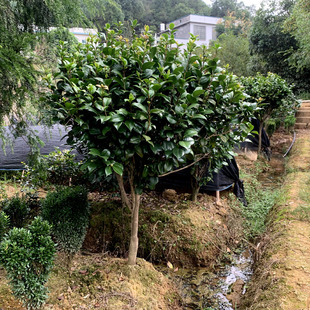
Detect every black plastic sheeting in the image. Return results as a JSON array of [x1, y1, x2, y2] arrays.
[[158, 157, 247, 205], [240, 118, 271, 160], [0, 125, 248, 204], [0, 125, 74, 170]]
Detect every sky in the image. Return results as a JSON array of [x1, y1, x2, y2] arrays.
[[203, 0, 264, 9]]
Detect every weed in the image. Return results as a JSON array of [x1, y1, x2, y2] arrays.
[[291, 205, 310, 222], [240, 171, 278, 239]]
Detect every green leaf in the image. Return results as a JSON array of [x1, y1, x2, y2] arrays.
[[173, 148, 184, 159], [132, 102, 148, 113], [89, 148, 101, 156], [142, 62, 155, 70], [143, 135, 154, 146], [87, 84, 96, 94], [105, 166, 113, 176], [103, 97, 112, 106], [112, 162, 124, 175], [98, 115, 111, 123], [125, 120, 134, 131], [179, 141, 193, 149], [166, 115, 177, 124], [102, 127, 111, 135], [111, 114, 125, 122], [130, 136, 141, 144], [152, 84, 162, 91], [184, 129, 198, 139], [193, 87, 205, 98]]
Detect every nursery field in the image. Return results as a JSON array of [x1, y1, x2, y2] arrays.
[[1, 127, 309, 309]]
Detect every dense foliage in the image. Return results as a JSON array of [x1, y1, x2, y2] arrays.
[[212, 34, 251, 76], [241, 72, 298, 152], [22, 148, 83, 189], [0, 217, 55, 310], [0, 0, 94, 127], [0, 211, 9, 241], [42, 186, 90, 257], [1, 196, 30, 228], [284, 0, 310, 71], [249, 0, 310, 94], [45, 22, 255, 264]]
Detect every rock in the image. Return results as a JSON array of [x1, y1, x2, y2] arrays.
[[162, 189, 177, 202]]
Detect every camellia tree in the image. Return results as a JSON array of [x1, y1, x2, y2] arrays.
[[240, 72, 298, 155], [45, 22, 255, 265]]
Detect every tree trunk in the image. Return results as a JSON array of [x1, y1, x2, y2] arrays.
[[128, 193, 140, 265], [115, 173, 130, 209], [191, 173, 200, 202]]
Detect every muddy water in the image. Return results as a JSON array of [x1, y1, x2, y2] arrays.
[[168, 250, 253, 310]]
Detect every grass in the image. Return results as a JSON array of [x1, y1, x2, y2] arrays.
[[239, 166, 279, 240]]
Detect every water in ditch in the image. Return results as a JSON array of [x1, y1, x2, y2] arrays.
[[168, 249, 253, 310]]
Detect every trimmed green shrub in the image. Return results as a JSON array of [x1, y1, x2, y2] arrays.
[[0, 217, 55, 310], [42, 186, 90, 256], [1, 195, 30, 228], [0, 211, 9, 241]]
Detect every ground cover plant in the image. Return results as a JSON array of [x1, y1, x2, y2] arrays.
[[45, 21, 256, 265]]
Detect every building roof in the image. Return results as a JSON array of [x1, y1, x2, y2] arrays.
[[168, 14, 220, 29]]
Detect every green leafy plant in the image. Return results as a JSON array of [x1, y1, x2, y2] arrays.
[[241, 72, 298, 154], [22, 148, 83, 189], [0, 211, 9, 241], [42, 186, 90, 259], [0, 217, 55, 310], [1, 195, 30, 228], [45, 22, 255, 264]]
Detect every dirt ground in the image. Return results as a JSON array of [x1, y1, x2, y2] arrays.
[[240, 128, 310, 310]]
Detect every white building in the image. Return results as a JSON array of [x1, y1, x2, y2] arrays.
[[69, 27, 98, 44], [160, 14, 220, 49]]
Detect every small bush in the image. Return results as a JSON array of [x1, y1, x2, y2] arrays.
[[284, 114, 296, 131], [0, 217, 55, 310], [42, 186, 90, 256], [0, 211, 9, 241], [1, 195, 30, 228], [22, 148, 83, 189]]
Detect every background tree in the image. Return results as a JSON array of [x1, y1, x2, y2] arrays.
[[212, 34, 251, 76], [138, 0, 211, 30], [210, 0, 253, 18], [284, 0, 310, 71], [84, 0, 124, 31], [0, 0, 94, 127], [249, 0, 310, 95]]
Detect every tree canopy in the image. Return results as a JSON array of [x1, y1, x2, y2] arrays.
[[45, 23, 255, 264], [249, 0, 310, 94]]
